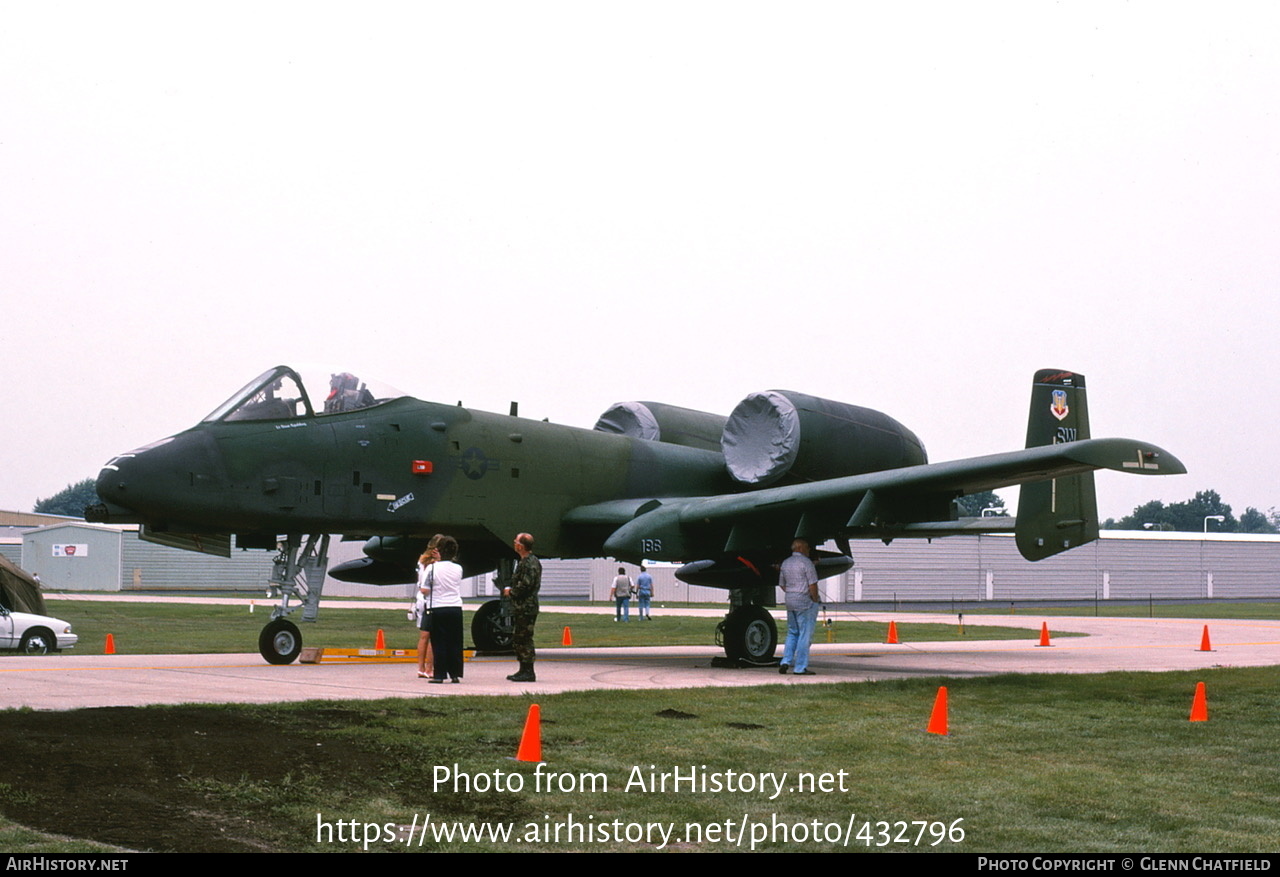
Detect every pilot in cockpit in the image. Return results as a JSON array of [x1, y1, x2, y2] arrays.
[[325, 373, 375, 413]]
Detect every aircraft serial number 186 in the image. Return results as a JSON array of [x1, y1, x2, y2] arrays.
[[640, 539, 662, 554]]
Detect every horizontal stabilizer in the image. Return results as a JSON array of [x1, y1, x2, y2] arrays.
[[880, 517, 1017, 538]]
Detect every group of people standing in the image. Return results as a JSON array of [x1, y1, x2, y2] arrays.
[[414, 534, 466, 683], [408, 530, 821, 682], [609, 564, 653, 621], [414, 531, 543, 684]]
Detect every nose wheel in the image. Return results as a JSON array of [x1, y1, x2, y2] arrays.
[[259, 618, 303, 664]]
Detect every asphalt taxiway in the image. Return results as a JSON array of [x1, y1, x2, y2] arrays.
[[4, 611, 1279, 710]]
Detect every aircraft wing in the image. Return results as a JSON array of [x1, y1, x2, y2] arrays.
[[644, 436, 1178, 520], [566, 437, 1185, 562]]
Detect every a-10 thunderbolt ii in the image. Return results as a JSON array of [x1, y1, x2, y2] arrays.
[[87, 366, 1184, 664]]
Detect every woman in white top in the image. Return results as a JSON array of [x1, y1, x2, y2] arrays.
[[421, 534, 465, 683], [414, 537, 441, 678]]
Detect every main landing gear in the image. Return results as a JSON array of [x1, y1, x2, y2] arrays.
[[720, 604, 778, 663], [259, 534, 330, 664], [470, 557, 515, 652], [717, 604, 779, 664], [675, 556, 781, 665]]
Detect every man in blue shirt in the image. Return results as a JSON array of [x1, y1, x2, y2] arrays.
[[636, 565, 654, 620]]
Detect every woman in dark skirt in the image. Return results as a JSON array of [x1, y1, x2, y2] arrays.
[[422, 535, 464, 683]]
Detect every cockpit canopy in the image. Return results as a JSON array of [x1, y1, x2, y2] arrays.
[[203, 366, 407, 423]]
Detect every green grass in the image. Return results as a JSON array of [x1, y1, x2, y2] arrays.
[[40, 600, 1054, 655], [245, 668, 1280, 852], [9, 667, 1277, 852], [0, 816, 129, 854]]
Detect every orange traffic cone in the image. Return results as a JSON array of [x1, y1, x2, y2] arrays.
[[104, 633, 116, 655], [1190, 682, 1208, 722], [1198, 626, 1213, 652], [886, 620, 899, 644], [927, 686, 949, 736], [516, 704, 542, 762], [375, 628, 386, 650], [562, 626, 573, 646], [1036, 622, 1051, 647]]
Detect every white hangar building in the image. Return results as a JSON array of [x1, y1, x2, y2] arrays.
[[2, 514, 1276, 607]]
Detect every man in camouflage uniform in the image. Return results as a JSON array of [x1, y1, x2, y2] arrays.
[[503, 532, 542, 682]]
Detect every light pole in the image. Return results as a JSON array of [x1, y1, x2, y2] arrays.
[[1204, 515, 1225, 533]]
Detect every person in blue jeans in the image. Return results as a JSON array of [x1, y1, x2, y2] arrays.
[[778, 539, 820, 675], [611, 567, 633, 621], [635, 565, 653, 620]]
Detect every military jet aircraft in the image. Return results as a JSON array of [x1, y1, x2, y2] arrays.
[[87, 367, 1183, 664]]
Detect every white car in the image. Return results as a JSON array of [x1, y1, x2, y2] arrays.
[[0, 606, 77, 654]]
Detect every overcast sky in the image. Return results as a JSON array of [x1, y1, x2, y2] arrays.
[[4, 2, 1278, 524]]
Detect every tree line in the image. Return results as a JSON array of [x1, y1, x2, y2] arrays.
[[1102, 489, 1278, 534], [32, 478, 98, 518], [959, 489, 1277, 533]]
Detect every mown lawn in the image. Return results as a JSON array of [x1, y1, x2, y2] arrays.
[[3, 668, 1277, 852]]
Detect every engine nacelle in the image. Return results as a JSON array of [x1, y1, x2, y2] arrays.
[[594, 401, 727, 452], [721, 390, 927, 486]]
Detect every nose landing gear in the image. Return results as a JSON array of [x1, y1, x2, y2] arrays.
[[258, 534, 330, 664]]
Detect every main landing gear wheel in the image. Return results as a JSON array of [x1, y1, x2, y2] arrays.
[[471, 599, 514, 652], [259, 619, 302, 665], [723, 605, 778, 663], [19, 629, 53, 655]]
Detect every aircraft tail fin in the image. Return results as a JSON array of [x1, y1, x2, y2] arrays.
[[1015, 369, 1099, 561]]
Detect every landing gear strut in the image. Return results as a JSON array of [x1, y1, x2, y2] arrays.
[[259, 534, 330, 664]]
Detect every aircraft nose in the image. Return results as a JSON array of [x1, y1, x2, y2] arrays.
[[88, 433, 212, 525], [95, 439, 168, 506], [94, 455, 134, 509], [88, 441, 167, 522], [85, 456, 139, 523]]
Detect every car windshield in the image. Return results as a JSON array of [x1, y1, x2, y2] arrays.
[[203, 366, 406, 422]]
